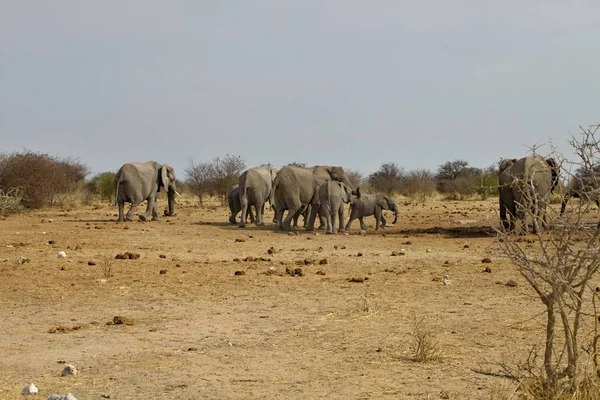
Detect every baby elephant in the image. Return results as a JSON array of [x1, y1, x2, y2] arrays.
[[318, 181, 352, 234], [346, 188, 398, 231], [227, 186, 255, 225]]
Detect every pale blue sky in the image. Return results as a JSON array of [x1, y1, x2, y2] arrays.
[[1, 1, 599, 176]]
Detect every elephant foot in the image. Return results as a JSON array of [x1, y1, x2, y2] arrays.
[[229, 216, 236, 224], [125, 216, 134, 222], [116, 218, 124, 223], [139, 215, 149, 222], [238, 224, 246, 228], [257, 222, 266, 227], [152, 217, 160, 222], [326, 231, 333, 235]]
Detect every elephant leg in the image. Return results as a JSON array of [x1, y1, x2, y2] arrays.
[[117, 200, 125, 222], [321, 203, 333, 234], [151, 200, 160, 221], [345, 208, 358, 231], [283, 201, 301, 231], [380, 214, 387, 229], [375, 209, 381, 230], [239, 192, 249, 228], [302, 205, 310, 228], [139, 196, 156, 221], [330, 206, 337, 234], [306, 203, 319, 231], [126, 201, 141, 222], [499, 199, 509, 230], [257, 203, 266, 226], [338, 206, 345, 233], [359, 217, 367, 231], [248, 205, 255, 223]]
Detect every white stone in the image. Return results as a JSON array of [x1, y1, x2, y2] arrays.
[[21, 383, 38, 395], [57, 251, 67, 258], [61, 364, 78, 376]]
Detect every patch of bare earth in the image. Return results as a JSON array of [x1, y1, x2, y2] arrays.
[[1, 199, 592, 399]]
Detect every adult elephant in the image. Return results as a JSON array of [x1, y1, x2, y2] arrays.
[[560, 173, 600, 215], [115, 161, 179, 222], [274, 165, 352, 231], [498, 156, 559, 233], [227, 186, 255, 225], [238, 165, 277, 227], [345, 188, 398, 231]]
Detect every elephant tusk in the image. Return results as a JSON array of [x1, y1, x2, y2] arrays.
[[175, 191, 181, 197]]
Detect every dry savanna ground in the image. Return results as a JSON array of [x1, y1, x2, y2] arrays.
[[1, 195, 598, 399]]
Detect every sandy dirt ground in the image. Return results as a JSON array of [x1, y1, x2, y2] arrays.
[[0, 197, 593, 399]]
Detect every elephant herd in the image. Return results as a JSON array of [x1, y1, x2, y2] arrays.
[[227, 164, 399, 233], [114, 157, 600, 234]]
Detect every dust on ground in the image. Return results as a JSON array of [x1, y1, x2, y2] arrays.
[[0, 198, 590, 399]]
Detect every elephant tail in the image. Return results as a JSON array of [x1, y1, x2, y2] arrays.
[[114, 172, 123, 206]]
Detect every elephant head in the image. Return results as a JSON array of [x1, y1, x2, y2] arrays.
[[338, 182, 353, 204], [159, 164, 178, 216], [377, 195, 399, 224], [499, 158, 517, 173], [313, 166, 352, 188]]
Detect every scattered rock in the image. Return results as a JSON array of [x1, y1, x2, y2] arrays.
[[319, 258, 328, 265], [48, 240, 56, 245], [426, 249, 432, 253], [316, 270, 326, 276], [57, 251, 67, 258], [187, 347, 198, 351], [402, 241, 412, 245], [333, 245, 338, 250], [286, 267, 304, 277], [112, 316, 134, 325], [159, 269, 167, 275], [267, 247, 276, 255], [48, 394, 78, 400], [463, 245, 470, 249], [340, 246, 347, 250], [348, 277, 367, 283], [440, 390, 450, 400], [235, 238, 246, 243], [159, 254, 166, 259], [16, 256, 30, 265], [234, 270, 245, 276], [357, 252, 363, 257], [48, 325, 83, 333], [483, 266, 492, 273], [233, 258, 241, 262], [505, 280, 518, 287], [432, 276, 443, 282], [391, 251, 399, 256], [359, 230, 367, 236], [21, 383, 38, 395], [87, 261, 96, 266], [115, 252, 140, 260], [61, 364, 78, 376], [443, 275, 451, 285], [481, 257, 492, 263]]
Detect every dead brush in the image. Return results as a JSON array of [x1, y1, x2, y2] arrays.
[[357, 285, 379, 313], [101, 255, 113, 278], [409, 316, 442, 363]]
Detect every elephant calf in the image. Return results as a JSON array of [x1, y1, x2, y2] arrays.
[[227, 186, 255, 225], [345, 188, 398, 231], [318, 181, 352, 234]]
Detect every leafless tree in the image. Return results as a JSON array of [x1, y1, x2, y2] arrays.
[[496, 125, 600, 396], [210, 155, 246, 205], [184, 158, 214, 206]]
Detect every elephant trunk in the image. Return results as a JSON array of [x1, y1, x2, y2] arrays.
[[392, 206, 398, 224], [166, 189, 176, 216]]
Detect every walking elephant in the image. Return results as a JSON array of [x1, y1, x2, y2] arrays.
[[274, 165, 352, 231], [115, 161, 179, 222], [498, 155, 559, 233], [238, 166, 277, 227], [227, 186, 255, 225], [318, 180, 352, 234], [345, 188, 398, 231], [560, 173, 600, 215]]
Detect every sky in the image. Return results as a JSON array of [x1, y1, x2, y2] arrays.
[[1, 1, 600, 177]]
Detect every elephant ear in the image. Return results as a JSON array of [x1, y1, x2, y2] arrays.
[[377, 196, 390, 210], [546, 158, 559, 192], [499, 158, 517, 173], [160, 164, 172, 192], [313, 166, 332, 186]]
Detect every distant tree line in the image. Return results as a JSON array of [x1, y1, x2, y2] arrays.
[[0, 149, 500, 215]]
